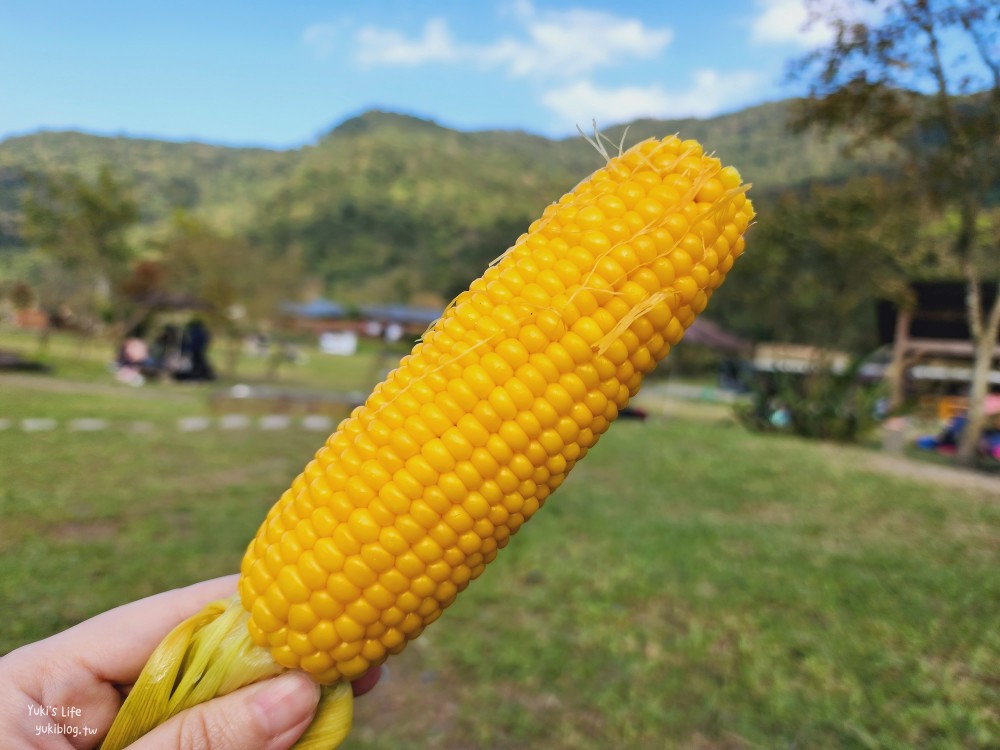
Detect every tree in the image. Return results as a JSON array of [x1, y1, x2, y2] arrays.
[[158, 213, 301, 376], [793, 0, 1000, 465], [713, 175, 923, 355], [20, 165, 139, 325]]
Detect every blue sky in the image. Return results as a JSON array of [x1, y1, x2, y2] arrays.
[[0, 0, 830, 148]]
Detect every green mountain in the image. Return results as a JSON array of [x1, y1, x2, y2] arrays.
[[0, 131, 295, 251], [0, 99, 868, 300]]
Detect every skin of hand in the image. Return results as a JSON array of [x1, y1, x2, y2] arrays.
[[0, 575, 381, 750]]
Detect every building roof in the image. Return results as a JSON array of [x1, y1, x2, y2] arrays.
[[282, 299, 441, 326], [683, 317, 753, 356], [281, 299, 346, 319], [359, 304, 442, 326], [283, 298, 749, 354], [877, 281, 999, 344]]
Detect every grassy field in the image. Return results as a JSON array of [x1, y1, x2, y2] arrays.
[[1, 365, 998, 749]]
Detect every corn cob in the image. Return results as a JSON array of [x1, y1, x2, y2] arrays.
[[102, 132, 753, 749]]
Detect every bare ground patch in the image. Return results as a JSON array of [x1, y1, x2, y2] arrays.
[[48, 518, 122, 543], [862, 452, 1000, 497], [0, 372, 198, 402], [352, 648, 462, 747]]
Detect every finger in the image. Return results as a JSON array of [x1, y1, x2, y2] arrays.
[[351, 665, 383, 697], [130, 671, 320, 750], [49, 575, 240, 685]]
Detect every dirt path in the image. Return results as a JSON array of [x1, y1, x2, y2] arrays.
[[0, 372, 200, 401], [856, 450, 999, 496], [7, 373, 998, 495], [637, 391, 1000, 497]]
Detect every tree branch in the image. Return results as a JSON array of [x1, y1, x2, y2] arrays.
[[960, 2, 1000, 92], [987, 262, 1000, 345]]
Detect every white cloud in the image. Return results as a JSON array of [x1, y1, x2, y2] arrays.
[[750, 0, 834, 48], [484, 4, 673, 77], [356, 18, 459, 67], [541, 71, 762, 127], [303, 23, 340, 60], [353, 2, 672, 77], [503, 0, 536, 22]]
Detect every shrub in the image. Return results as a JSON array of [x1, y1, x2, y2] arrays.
[[736, 362, 885, 442]]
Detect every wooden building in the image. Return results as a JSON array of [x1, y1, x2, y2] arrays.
[[877, 282, 1000, 407]]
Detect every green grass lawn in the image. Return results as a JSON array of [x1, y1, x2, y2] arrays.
[[1, 377, 998, 749]]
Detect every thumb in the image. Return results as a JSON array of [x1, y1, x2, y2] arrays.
[[130, 671, 320, 750]]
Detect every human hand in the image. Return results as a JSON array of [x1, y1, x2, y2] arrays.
[[0, 575, 380, 749]]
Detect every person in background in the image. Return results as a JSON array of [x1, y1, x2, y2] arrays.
[[178, 318, 215, 381], [115, 327, 153, 386], [149, 323, 182, 377]]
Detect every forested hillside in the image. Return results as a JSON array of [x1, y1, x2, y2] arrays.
[[0, 131, 295, 253], [0, 99, 864, 273]]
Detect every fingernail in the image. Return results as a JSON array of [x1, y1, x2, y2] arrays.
[[253, 671, 321, 735]]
